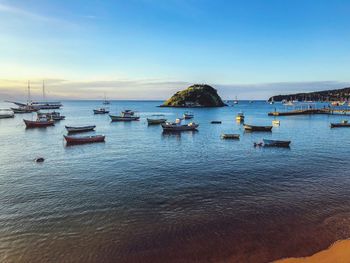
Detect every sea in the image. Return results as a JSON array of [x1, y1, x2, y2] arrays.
[[0, 100, 350, 263]]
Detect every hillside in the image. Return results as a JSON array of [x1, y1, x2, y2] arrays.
[[269, 87, 350, 102], [160, 84, 226, 107]]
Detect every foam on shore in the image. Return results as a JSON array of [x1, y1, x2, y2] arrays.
[[274, 239, 350, 263]]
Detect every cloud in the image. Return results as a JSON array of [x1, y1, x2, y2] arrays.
[[0, 2, 76, 27], [0, 78, 349, 101]]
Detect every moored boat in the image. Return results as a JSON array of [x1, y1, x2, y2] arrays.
[[221, 134, 240, 139], [0, 109, 14, 119], [263, 139, 291, 147], [183, 112, 194, 119], [244, 124, 273, 132], [64, 135, 105, 145], [161, 118, 198, 132], [330, 120, 350, 128], [23, 115, 54, 128], [211, 121, 222, 124], [147, 118, 167, 125], [38, 111, 65, 121], [236, 112, 244, 122], [11, 106, 37, 113], [65, 125, 96, 133], [272, 120, 280, 126], [109, 110, 139, 121], [93, 108, 109, 114]]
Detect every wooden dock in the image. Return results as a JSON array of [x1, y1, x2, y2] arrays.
[[268, 108, 350, 116]]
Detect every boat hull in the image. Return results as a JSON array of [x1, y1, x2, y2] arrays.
[[330, 123, 350, 128], [263, 139, 291, 147], [24, 119, 54, 128], [244, 124, 272, 132], [64, 135, 105, 145], [161, 123, 199, 132], [65, 125, 96, 133], [147, 118, 167, 124], [109, 115, 140, 122], [221, 134, 240, 139]]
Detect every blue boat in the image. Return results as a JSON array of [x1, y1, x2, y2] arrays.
[[263, 139, 291, 147]]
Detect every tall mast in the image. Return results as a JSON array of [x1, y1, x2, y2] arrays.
[[27, 80, 31, 104], [42, 80, 46, 101]]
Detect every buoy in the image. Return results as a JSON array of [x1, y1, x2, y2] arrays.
[[35, 157, 45, 163]]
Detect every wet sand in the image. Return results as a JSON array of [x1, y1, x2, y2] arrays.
[[274, 239, 350, 263]]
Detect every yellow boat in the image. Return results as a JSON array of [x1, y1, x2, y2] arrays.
[[236, 112, 244, 122]]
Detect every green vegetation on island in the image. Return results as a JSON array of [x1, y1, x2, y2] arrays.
[[269, 87, 350, 102], [161, 84, 226, 107]]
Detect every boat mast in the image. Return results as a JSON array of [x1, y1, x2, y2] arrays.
[[27, 80, 31, 104], [42, 80, 46, 101]]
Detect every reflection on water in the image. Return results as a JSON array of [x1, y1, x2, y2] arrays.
[[0, 100, 350, 263]]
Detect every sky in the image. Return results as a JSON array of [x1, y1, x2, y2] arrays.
[[0, 0, 350, 100]]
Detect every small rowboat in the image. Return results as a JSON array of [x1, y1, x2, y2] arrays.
[[109, 115, 140, 122], [64, 135, 105, 145], [93, 108, 109, 114], [221, 134, 240, 139], [65, 125, 96, 133], [211, 121, 222, 124], [147, 118, 167, 125], [263, 139, 291, 147], [330, 120, 350, 128], [244, 124, 272, 132], [24, 118, 54, 128]]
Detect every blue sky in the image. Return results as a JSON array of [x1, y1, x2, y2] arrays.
[[0, 0, 350, 100]]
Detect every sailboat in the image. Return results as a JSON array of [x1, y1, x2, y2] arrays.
[[10, 81, 37, 113], [103, 93, 110, 105], [233, 96, 238, 104], [31, 80, 62, 109]]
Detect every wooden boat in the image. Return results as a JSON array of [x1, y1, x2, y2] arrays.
[[65, 125, 96, 133], [263, 139, 291, 147], [11, 106, 37, 113], [0, 109, 14, 119], [64, 135, 105, 145], [23, 115, 54, 128], [244, 124, 272, 132], [161, 118, 198, 132], [147, 118, 167, 125], [236, 112, 244, 122], [183, 112, 194, 119], [330, 120, 350, 128], [93, 108, 109, 114], [211, 121, 222, 124], [122, 110, 135, 115], [221, 134, 240, 139], [109, 111, 139, 121], [38, 111, 65, 121]]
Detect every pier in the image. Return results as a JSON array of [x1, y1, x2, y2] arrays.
[[268, 108, 350, 116]]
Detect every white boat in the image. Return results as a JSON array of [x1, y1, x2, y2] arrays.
[[283, 101, 294, 106], [0, 109, 14, 119], [109, 110, 139, 121], [38, 111, 65, 121], [147, 118, 167, 125], [183, 112, 194, 119], [65, 125, 96, 133], [161, 118, 198, 132], [233, 96, 238, 104], [93, 108, 109, 114]]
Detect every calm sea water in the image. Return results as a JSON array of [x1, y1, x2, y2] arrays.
[[1, 100, 350, 263]]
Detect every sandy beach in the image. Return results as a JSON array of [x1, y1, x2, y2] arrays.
[[275, 239, 350, 263]]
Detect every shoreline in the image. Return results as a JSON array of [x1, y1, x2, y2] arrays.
[[274, 239, 350, 263]]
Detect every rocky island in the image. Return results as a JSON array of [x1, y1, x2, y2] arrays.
[[269, 87, 350, 102], [160, 84, 226, 107]]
